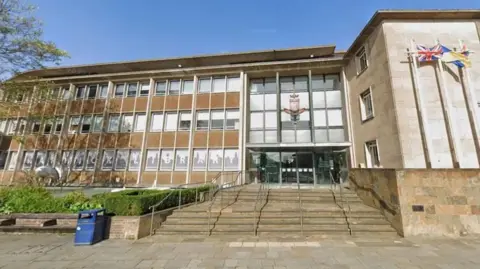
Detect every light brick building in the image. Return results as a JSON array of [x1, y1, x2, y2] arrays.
[[2, 9, 480, 186]]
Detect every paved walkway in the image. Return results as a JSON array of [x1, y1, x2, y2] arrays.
[[0, 234, 479, 268]]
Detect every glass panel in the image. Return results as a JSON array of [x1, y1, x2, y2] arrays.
[[99, 85, 109, 98], [280, 77, 294, 92], [281, 130, 295, 143], [224, 149, 239, 170], [145, 149, 159, 171], [265, 131, 277, 143], [75, 86, 85, 99], [250, 112, 263, 129], [178, 112, 191, 131], [326, 90, 342, 108], [297, 153, 314, 184], [208, 149, 223, 170], [315, 151, 332, 184], [61, 151, 73, 168], [108, 115, 120, 132], [192, 149, 207, 170], [297, 92, 310, 109], [281, 111, 295, 129], [127, 83, 138, 97], [212, 77, 226, 92], [87, 85, 97, 99], [174, 149, 188, 171], [249, 131, 263, 143], [73, 150, 86, 171], [169, 80, 180, 95], [196, 111, 209, 130], [295, 76, 308, 92], [227, 77, 240, 92], [329, 128, 345, 142], [198, 78, 211, 93], [160, 150, 174, 171], [281, 152, 296, 184], [325, 74, 339, 90], [296, 111, 310, 129], [7, 152, 17, 170], [312, 92, 325, 108], [55, 117, 63, 134], [264, 78, 276, 93], [250, 79, 263, 94], [115, 84, 125, 97], [250, 95, 263, 111], [311, 75, 323, 90], [102, 150, 115, 170], [226, 110, 239, 130], [0, 120, 7, 133], [182, 80, 193, 94], [115, 150, 129, 170], [314, 110, 327, 127], [128, 150, 141, 171], [164, 113, 178, 131], [155, 81, 166, 96], [264, 94, 277, 110], [35, 151, 47, 168], [139, 83, 150, 96], [46, 151, 56, 167], [86, 150, 97, 170], [121, 115, 134, 132], [315, 129, 328, 143], [296, 130, 311, 143], [134, 114, 146, 132], [265, 112, 277, 129], [327, 109, 343, 126], [280, 93, 290, 109], [81, 115, 92, 133], [93, 115, 103, 132], [150, 113, 164, 132], [211, 111, 224, 130]]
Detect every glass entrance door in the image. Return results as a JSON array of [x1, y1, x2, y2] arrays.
[[281, 152, 297, 184], [280, 152, 314, 184], [314, 150, 348, 185]]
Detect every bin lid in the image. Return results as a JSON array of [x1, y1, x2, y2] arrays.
[[78, 208, 105, 214]]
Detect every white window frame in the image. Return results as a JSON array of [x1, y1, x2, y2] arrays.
[[365, 140, 380, 168], [359, 87, 374, 121], [138, 82, 150, 97], [134, 113, 146, 132], [355, 45, 368, 74], [150, 113, 164, 132]]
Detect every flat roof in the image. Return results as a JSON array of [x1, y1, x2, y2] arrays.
[[345, 9, 480, 58]]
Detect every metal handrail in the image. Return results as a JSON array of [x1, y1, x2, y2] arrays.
[[149, 177, 218, 236], [207, 171, 243, 235], [253, 172, 270, 235], [297, 181, 303, 236], [330, 170, 351, 234]]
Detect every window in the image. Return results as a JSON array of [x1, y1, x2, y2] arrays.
[[134, 114, 146, 132], [115, 84, 125, 97], [107, 114, 120, 132], [174, 149, 188, 171], [128, 150, 141, 171], [120, 114, 133, 132], [31, 120, 41, 134], [73, 150, 86, 171], [92, 115, 103, 132], [69, 116, 80, 133], [50, 88, 60, 100], [99, 85, 109, 98], [211, 111, 224, 130], [224, 149, 239, 170], [22, 151, 34, 170], [212, 77, 226, 92], [87, 85, 97, 99], [139, 82, 150, 96], [62, 88, 72, 100], [265, 112, 277, 129], [16, 119, 26, 134], [150, 113, 164, 132], [75, 86, 85, 99], [250, 112, 264, 129], [81, 115, 92, 133], [227, 77, 241, 92], [34, 151, 45, 167], [164, 113, 178, 131], [6, 119, 17, 135], [280, 77, 294, 92], [360, 89, 374, 120], [160, 149, 174, 171], [55, 117, 63, 134], [182, 80, 193, 94], [356, 46, 368, 73], [208, 149, 223, 170], [366, 140, 380, 168], [169, 80, 180, 95], [198, 78, 211, 93], [178, 112, 191, 131], [196, 111, 209, 130], [226, 110, 239, 130], [85, 150, 97, 170], [115, 149, 128, 170], [155, 81, 166, 96], [7, 151, 17, 170], [192, 149, 207, 170], [127, 83, 137, 97], [101, 150, 115, 170], [0, 151, 8, 169], [61, 151, 73, 168], [46, 151, 56, 167], [43, 119, 53, 134], [0, 119, 7, 133], [145, 149, 159, 170]]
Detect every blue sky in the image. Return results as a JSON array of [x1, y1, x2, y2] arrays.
[[31, 0, 480, 66]]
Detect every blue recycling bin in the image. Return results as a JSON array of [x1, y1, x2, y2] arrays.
[[74, 209, 106, 246]]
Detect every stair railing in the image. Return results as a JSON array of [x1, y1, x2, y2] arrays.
[[297, 180, 304, 236], [207, 171, 244, 235], [253, 172, 270, 236], [330, 170, 351, 234]]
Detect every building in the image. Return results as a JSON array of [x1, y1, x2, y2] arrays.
[[1, 9, 480, 187]]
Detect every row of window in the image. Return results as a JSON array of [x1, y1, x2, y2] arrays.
[[0, 148, 239, 172], [250, 75, 340, 94]]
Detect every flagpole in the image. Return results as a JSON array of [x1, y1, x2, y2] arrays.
[[458, 40, 480, 166], [435, 39, 461, 168], [409, 39, 433, 168]]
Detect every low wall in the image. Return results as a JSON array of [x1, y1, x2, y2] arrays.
[[349, 169, 480, 237]]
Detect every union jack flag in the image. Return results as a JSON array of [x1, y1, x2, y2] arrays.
[[416, 44, 442, 62]]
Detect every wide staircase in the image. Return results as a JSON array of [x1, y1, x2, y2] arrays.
[[153, 184, 398, 237]]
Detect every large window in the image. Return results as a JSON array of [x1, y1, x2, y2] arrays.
[[80, 116, 92, 133], [102, 150, 115, 170], [210, 111, 224, 130], [150, 113, 164, 132], [182, 80, 194, 94], [249, 77, 278, 143], [92, 115, 103, 132], [120, 114, 133, 132], [196, 111, 209, 130], [164, 113, 178, 131], [127, 83, 138, 97], [107, 114, 120, 132], [227, 77, 241, 92], [169, 80, 180, 95], [174, 149, 188, 171], [155, 81, 166, 96], [178, 112, 191, 131], [192, 148, 239, 171], [226, 110, 240, 130], [129, 150, 141, 171], [160, 150, 174, 171], [115, 84, 125, 97], [139, 82, 150, 97], [198, 78, 211, 93], [366, 140, 380, 168], [134, 114, 146, 132], [115, 149, 129, 170], [192, 149, 207, 170], [145, 149, 159, 170], [208, 149, 223, 171], [356, 46, 368, 74], [73, 150, 86, 171], [360, 88, 374, 121], [85, 150, 97, 170]]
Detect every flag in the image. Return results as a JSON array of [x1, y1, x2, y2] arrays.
[[438, 44, 471, 68], [416, 44, 442, 62]]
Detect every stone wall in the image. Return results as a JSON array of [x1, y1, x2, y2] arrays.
[[349, 169, 480, 237]]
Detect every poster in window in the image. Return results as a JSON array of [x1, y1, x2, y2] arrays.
[[73, 151, 85, 170], [160, 150, 174, 170], [0, 151, 7, 169], [61, 151, 72, 167], [115, 150, 128, 170], [35, 151, 46, 168], [86, 150, 97, 170], [8, 152, 17, 170], [102, 150, 115, 170], [46, 151, 56, 167], [129, 150, 141, 170], [175, 150, 188, 170], [224, 149, 239, 170], [145, 149, 159, 170], [208, 149, 223, 170], [192, 149, 206, 170]]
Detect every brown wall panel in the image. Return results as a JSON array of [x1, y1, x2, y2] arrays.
[[122, 98, 135, 112], [35, 136, 49, 149], [130, 133, 143, 148], [74, 134, 88, 149], [94, 99, 106, 113], [44, 103, 57, 115], [1, 172, 13, 184], [175, 132, 190, 148], [150, 96, 165, 111], [208, 131, 223, 147], [193, 132, 208, 147], [190, 172, 206, 183], [172, 172, 186, 184], [140, 172, 156, 187], [87, 134, 101, 148], [83, 172, 94, 185], [161, 132, 175, 147], [210, 93, 225, 108], [224, 131, 239, 147], [81, 100, 95, 114], [94, 172, 111, 184], [23, 136, 36, 150], [103, 134, 117, 148], [70, 101, 82, 115], [55, 101, 68, 115], [146, 133, 161, 148], [165, 96, 179, 110], [178, 95, 193, 110], [135, 97, 148, 112], [124, 172, 137, 186], [67, 172, 81, 185], [116, 133, 131, 148], [206, 172, 219, 183], [109, 99, 122, 112], [157, 172, 171, 184], [225, 93, 240, 108], [30, 103, 44, 116], [48, 136, 59, 149], [196, 94, 210, 109]]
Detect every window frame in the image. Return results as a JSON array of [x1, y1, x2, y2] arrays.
[[210, 110, 225, 130], [114, 83, 125, 98], [138, 82, 150, 97], [360, 88, 374, 121], [134, 113, 147, 132], [355, 46, 368, 74], [365, 140, 380, 168], [150, 113, 164, 132], [178, 111, 192, 131]]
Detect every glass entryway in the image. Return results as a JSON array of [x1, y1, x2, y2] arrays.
[[248, 148, 348, 185]]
